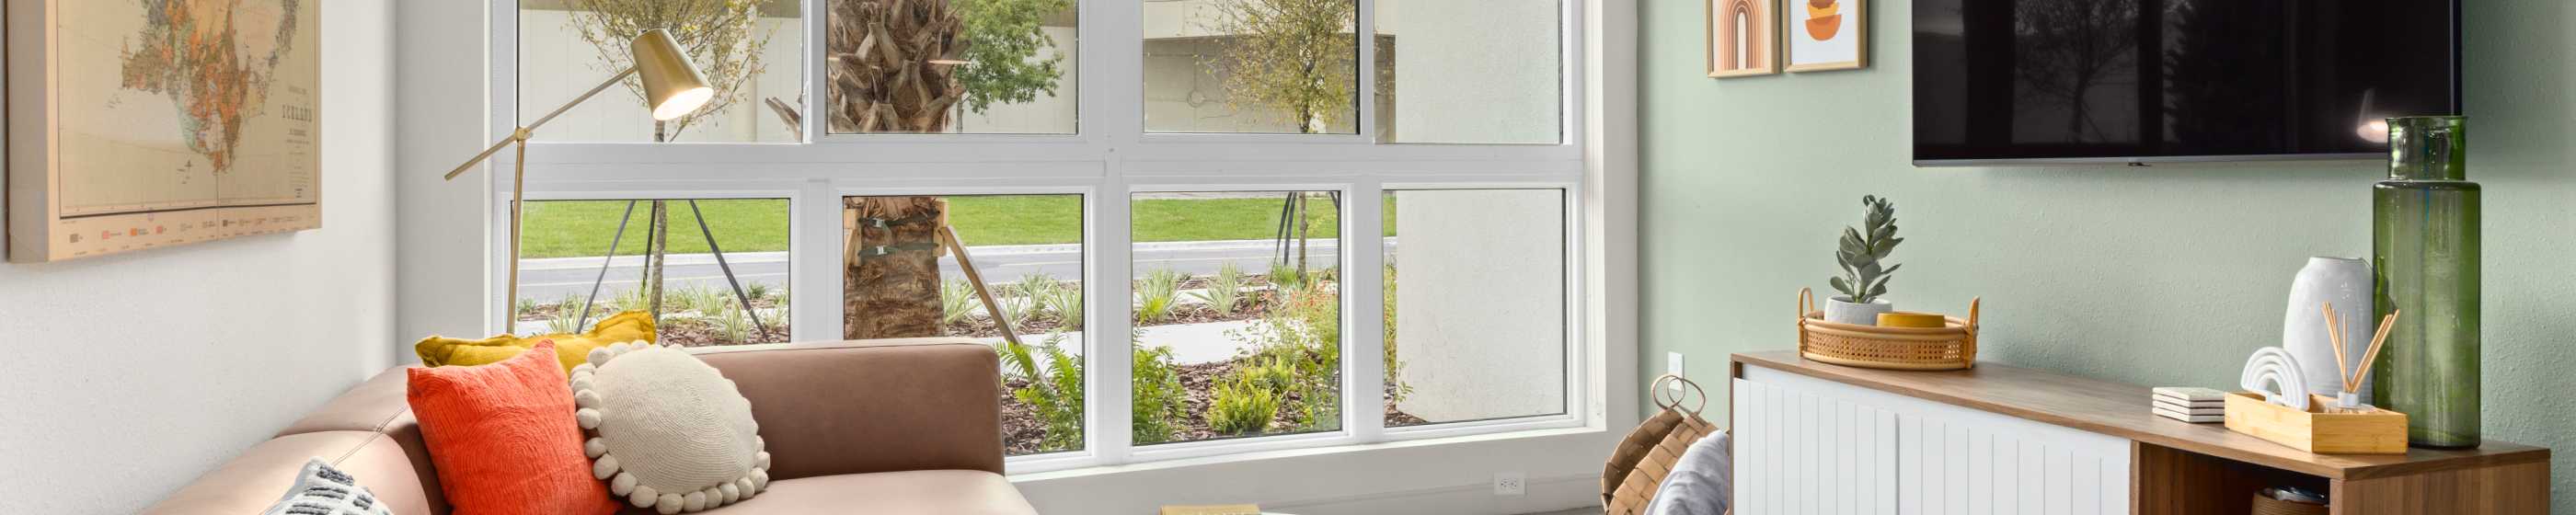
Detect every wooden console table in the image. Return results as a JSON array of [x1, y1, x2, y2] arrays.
[[1730, 350, 2549, 515]]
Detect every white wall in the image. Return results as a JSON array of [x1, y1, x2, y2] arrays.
[[0, 2, 400, 512], [1393, 189, 1570, 422]]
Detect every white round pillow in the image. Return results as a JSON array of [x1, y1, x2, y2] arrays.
[[572, 342, 770, 514]]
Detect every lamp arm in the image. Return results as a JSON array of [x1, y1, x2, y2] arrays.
[[443, 66, 641, 180]]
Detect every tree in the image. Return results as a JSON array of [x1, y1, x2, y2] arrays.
[[956, 0, 1074, 114], [824, 0, 1072, 338], [824, 0, 1068, 132], [1205, 0, 1356, 133], [566, 0, 777, 142]]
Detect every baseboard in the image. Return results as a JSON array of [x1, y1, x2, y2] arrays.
[[1262, 473, 1595, 515]]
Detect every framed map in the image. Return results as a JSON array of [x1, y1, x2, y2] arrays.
[[7, 0, 320, 263]]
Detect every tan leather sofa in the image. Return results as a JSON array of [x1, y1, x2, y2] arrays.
[[141, 338, 1039, 514]]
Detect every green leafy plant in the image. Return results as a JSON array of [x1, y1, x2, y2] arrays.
[[1016, 273, 1064, 319], [941, 279, 983, 326], [1381, 264, 1410, 404], [1132, 342, 1185, 444], [997, 332, 1085, 452], [614, 286, 652, 313], [1209, 374, 1281, 435], [955, 0, 1074, 114], [1831, 195, 1903, 303], [744, 282, 774, 303], [1267, 262, 1307, 292], [515, 298, 542, 318], [1135, 269, 1188, 324], [546, 312, 584, 335], [715, 305, 756, 344], [1041, 282, 1083, 329], [1227, 281, 1343, 431], [1192, 263, 1249, 316]]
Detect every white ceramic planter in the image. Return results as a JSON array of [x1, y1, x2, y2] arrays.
[[2283, 257, 2374, 403], [1823, 296, 1894, 326]]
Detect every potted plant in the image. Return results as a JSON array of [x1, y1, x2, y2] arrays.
[[1825, 195, 1903, 325]]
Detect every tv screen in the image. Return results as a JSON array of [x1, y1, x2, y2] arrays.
[[1914, 0, 2461, 165]]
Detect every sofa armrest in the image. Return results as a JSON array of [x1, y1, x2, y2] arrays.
[[691, 338, 1005, 479]]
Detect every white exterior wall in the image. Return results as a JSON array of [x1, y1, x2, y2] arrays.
[[1391, 189, 1567, 422], [1386, 0, 1561, 143]]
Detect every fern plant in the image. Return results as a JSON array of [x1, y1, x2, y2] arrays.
[[997, 331, 1085, 452], [1831, 195, 1903, 303], [1209, 374, 1280, 435], [1131, 342, 1185, 444]]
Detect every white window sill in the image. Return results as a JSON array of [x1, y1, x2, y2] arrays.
[[1008, 426, 1619, 513]]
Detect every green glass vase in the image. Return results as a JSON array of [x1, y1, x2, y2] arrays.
[[2372, 116, 2481, 449]]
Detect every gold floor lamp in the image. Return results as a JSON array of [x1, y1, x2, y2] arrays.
[[443, 29, 715, 328]]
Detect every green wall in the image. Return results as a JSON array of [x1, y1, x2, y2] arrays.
[[1639, 0, 2576, 508]]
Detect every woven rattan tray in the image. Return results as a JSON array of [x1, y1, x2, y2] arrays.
[[1797, 289, 1981, 371]]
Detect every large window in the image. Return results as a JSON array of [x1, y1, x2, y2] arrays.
[[494, 0, 1582, 474]]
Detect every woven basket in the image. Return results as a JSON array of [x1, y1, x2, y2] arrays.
[[1797, 288, 1982, 371], [1602, 374, 1719, 515]]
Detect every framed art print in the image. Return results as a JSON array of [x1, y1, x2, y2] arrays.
[[6, 0, 324, 263], [1786, 0, 1868, 72], [1708, 0, 1778, 77]]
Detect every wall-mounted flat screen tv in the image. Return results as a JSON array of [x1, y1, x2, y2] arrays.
[[1914, 0, 2461, 165]]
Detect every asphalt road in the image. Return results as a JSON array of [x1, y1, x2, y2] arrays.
[[516, 238, 1383, 303]]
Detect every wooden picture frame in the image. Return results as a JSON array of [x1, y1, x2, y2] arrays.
[[6, 0, 323, 263], [1707, 0, 1779, 77], [1785, 0, 1869, 72]]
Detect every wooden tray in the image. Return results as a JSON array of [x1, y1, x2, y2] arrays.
[[1796, 289, 1980, 371], [2223, 392, 2408, 454]]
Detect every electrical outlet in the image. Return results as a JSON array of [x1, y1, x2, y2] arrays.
[[1492, 472, 1526, 496], [1667, 352, 1687, 394]]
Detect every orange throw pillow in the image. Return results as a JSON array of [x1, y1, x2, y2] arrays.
[[406, 341, 620, 515]]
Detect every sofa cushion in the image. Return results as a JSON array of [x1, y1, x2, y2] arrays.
[[141, 431, 435, 515], [273, 366, 448, 514], [723, 470, 1034, 514], [691, 339, 1005, 480], [408, 342, 620, 515]]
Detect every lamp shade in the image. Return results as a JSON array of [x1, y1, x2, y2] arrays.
[[631, 29, 716, 121]]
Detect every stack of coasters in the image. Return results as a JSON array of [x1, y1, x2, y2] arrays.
[[2152, 386, 2226, 423]]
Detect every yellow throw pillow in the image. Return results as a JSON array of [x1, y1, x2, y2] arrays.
[[416, 311, 658, 372]]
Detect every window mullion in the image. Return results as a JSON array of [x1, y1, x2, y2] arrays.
[[1346, 179, 1388, 442], [789, 180, 843, 341], [1089, 175, 1137, 465], [1355, 0, 1379, 143]]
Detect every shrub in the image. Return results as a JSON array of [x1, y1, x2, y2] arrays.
[[941, 279, 982, 326], [515, 297, 542, 318], [614, 286, 652, 312], [1043, 282, 1084, 329], [1015, 273, 1063, 316], [716, 306, 757, 344], [1192, 262, 1248, 316], [1132, 342, 1185, 444], [744, 282, 774, 303], [1227, 281, 1343, 431], [1267, 262, 1306, 292], [998, 332, 1085, 452], [1382, 265, 1410, 404], [1135, 269, 1188, 324], [546, 312, 583, 335], [1209, 374, 1280, 436]]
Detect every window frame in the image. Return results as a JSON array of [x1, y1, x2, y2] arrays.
[[488, 0, 1592, 475]]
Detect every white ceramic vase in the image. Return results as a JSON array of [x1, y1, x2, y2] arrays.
[[1823, 296, 1893, 326], [2283, 257, 2374, 403]]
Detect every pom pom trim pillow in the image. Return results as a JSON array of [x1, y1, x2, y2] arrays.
[[574, 341, 770, 514], [416, 310, 656, 372]]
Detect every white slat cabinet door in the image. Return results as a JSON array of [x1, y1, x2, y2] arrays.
[[1736, 365, 2130, 515], [1732, 376, 1897, 514]]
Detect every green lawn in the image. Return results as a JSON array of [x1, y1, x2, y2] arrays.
[[519, 194, 1397, 258]]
